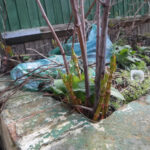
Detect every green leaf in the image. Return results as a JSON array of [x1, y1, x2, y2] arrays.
[[72, 75, 82, 88], [133, 57, 141, 62], [74, 91, 86, 102], [50, 87, 64, 95], [130, 51, 136, 55], [54, 79, 65, 89], [50, 79, 66, 95], [111, 87, 125, 100], [127, 56, 136, 62]]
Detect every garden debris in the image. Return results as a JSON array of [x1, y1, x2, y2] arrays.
[[10, 24, 113, 91], [49, 24, 113, 64]]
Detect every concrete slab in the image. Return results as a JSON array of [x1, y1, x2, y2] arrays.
[[0, 77, 150, 150]]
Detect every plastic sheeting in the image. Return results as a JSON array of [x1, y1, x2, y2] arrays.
[[49, 24, 112, 64], [11, 55, 71, 91], [11, 24, 113, 91]]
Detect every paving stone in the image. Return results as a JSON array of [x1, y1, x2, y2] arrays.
[[0, 77, 150, 150], [145, 95, 150, 104]]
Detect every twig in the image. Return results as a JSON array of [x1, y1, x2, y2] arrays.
[[0, 72, 9, 78], [85, 0, 97, 18], [0, 76, 32, 112], [88, 63, 96, 67], [66, 0, 98, 42], [99, 0, 106, 6], [0, 63, 61, 98], [131, 1, 146, 30], [80, 0, 86, 41], [0, 64, 61, 101], [26, 48, 63, 66], [74, 105, 93, 112], [0, 69, 41, 98], [0, 80, 13, 82]]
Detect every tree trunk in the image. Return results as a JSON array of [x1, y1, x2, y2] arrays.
[[93, 0, 111, 113], [70, 0, 90, 105]]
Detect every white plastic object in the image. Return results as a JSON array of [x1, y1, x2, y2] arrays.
[[130, 70, 144, 82]]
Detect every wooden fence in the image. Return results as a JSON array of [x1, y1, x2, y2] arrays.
[[0, 0, 149, 32]]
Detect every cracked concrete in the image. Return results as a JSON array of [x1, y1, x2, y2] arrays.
[[0, 76, 150, 150]]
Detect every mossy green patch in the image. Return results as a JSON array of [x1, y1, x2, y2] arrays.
[[122, 77, 150, 103]]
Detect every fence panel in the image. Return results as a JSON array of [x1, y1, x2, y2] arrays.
[[0, 0, 149, 32]]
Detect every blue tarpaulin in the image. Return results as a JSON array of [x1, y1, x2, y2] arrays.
[[11, 24, 113, 91], [49, 24, 112, 64]]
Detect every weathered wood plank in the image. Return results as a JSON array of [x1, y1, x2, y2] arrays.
[[0, 1, 4, 32], [60, 0, 71, 23], [2, 16, 150, 46], [26, 0, 40, 28], [84, 0, 91, 20], [12, 44, 26, 55], [118, 0, 124, 17], [88, 0, 96, 20], [36, 0, 47, 26], [15, 0, 31, 29], [43, 39, 52, 54], [52, 0, 64, 24], [123, 0, 128, 17], [5, 0, 20, 31], [0, 0, 10, 32], [44, 0, 56, 25]]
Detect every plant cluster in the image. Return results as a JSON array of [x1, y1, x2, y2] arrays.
[[112, 67, 150, 105], [49, 51, 124, 120], [36, 0, 124, 121], [36, 0, 149, 122], [114, 45, 148, 71]]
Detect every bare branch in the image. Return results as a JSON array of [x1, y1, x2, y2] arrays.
[[85, 0, 97, 18], [26, 48, 62, 66], [99, 0, 106, 6], [70, 0, 90, 105], [80, 0, 86, 41], [94, 0, 111, 113], [36, 0, 69, 74], [131, 1, 146, 29]]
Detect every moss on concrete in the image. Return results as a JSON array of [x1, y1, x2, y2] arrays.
[[122, 77, 150, 103]]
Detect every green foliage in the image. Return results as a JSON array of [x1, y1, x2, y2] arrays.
[[111, 87, 125, 100], [49, 43, 149, 120], [137, 46, 150, 54], [130, 61, 147, 71], [122, 77, 150, 103], [93, 55, 117, 120], [115, 77, 124, 85], [50, 79, 66, 95], [114, 45, 143, 70], [115, 39, 128, 46], [113, 67, 150, 105], [137, 46, 150, 66], [23, 56, 31, 61], [50, 74, 124, 104], [143, 55, 150, 65]]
